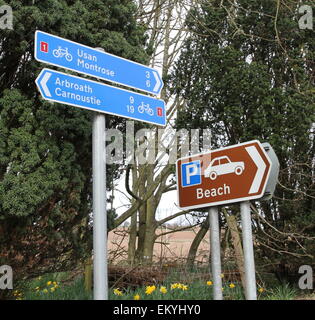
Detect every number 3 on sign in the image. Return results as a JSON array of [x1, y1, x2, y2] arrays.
[[146, 71, 151, 87]]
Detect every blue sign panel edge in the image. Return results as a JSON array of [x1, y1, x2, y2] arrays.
[[34, 30, 164, 96], [35, 68, 166, 127]]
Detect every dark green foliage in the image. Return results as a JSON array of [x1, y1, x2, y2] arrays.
[[172, 0, 315, 268], [0, 0, 148, 283]]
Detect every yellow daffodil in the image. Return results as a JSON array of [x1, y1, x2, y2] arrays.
[[47, 281, 52, 286], [171, 283, 179, 290], [50, 287, 55, 292], [145, 285, 156, 295], [134, 294, 141, 300], [229, 283, 235, 289], [113, 288, 123, 296], [43, 289, 48, 293], [53, 281, 57, 286], [207, 281, 213, 286], [35, 286, 40, 290], [220, 274, 224, 278], [258, 287, 264, 293], [160, 286, 167, 294], [170, 283, 187, 290]]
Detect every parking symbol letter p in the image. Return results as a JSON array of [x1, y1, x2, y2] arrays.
[[181, 160, 201, 187], [186, 164, 198, 184]]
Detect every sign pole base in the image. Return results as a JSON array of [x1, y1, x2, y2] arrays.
[[240, 201, 257, 300], [92, 113, 108, 300], [209, 207, 223, 300]]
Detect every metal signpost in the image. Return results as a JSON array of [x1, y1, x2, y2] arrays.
[[35, 31, 165, 300], [240, 201, 257, 300], [209, 207, 223, 300], [93, 47, 107, 300], [92, 113, 107, 300], [176, 140, 279, 300], [35, 31, 163, 95]]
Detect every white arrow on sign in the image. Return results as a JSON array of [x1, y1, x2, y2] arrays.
[[153, 70, 162, 93], [40, 71, 52, 97], [246, 145, 266, 194]]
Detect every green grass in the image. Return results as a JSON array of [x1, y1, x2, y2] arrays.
[[262, 283, 298, 300], [13, 271, 300, 301], [14, 272, 92, 300], [14, 276, 249, 300]]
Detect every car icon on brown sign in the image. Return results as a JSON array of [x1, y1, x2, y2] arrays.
[[204, 156, 245, 180]]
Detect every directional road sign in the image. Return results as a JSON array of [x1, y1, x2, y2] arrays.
[[176, 140, 273, 209], [35, 31, 163, 95], [35, 68, 166, 126]]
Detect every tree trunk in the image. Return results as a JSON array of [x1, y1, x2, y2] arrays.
[[225, 213, 246, 290], [127, 210, 137, 265], [127, 168, 139, 265], [84, 257, 92, 293], [142, 197, 157, 264], [135, 203, 146, 263], [186, 217, 209, 268]]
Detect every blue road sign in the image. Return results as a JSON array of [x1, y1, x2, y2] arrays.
[[35, 31, 164, 95], [35, 68, 166, 126], [181, 160, 201, 187]]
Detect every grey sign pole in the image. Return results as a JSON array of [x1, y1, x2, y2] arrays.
[[92, 113, 108, 300], [240, 201, 257, 300], [209, 207, 223, 300], [92, 46, 108, 300]]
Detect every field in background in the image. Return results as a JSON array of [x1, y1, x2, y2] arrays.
[[108, 227, 210, 264]]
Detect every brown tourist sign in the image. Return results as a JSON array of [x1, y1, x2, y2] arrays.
[[176, 140, 272, 209]]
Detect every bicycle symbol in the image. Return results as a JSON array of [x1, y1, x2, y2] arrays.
[[53, 46, 73, 62], [138, 102, 154, 116]]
